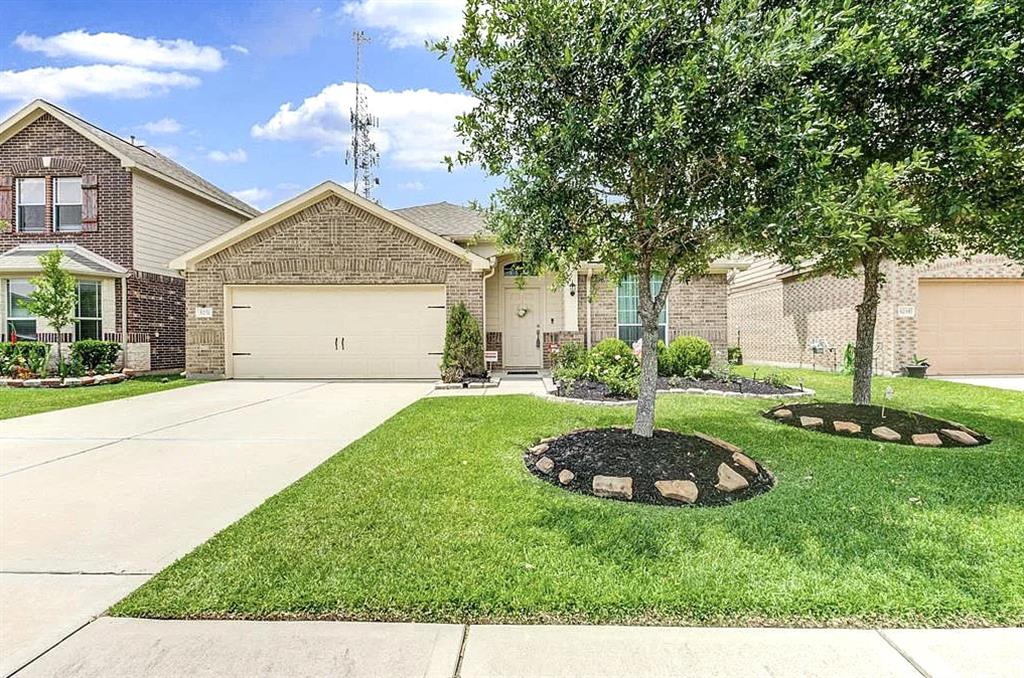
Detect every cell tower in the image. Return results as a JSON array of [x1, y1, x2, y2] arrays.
[[345, 30, 380, 200]]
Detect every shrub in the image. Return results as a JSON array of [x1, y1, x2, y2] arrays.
[[552, 341, 588, 384], [70, 339, 121, 372], [727, 346, 743, 365], [0, 341, 51, 378], [661, 336, 713, 377], [586, 338, 640, 396], [440, 302, 485, 382]]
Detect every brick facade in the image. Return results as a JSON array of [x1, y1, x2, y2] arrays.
[[128, 271, 186, 371], [185, 194, 485, 376], [728, 254, 1023, 373]]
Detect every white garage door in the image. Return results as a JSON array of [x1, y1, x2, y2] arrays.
[[918, 279, 1024, 375], [229, 285, 446, 379]]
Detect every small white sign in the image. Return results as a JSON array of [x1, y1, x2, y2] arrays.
[[484, 350, 499, 363], [195, 306, 214, 319], [896, 305, 916, 318]]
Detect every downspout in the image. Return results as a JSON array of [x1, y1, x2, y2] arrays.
[[586, 269, 593, 349], [120, 274, 129, 371], [481, 256, 498, 353]]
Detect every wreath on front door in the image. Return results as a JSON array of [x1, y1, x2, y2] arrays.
[[516, 307, 529, 318]]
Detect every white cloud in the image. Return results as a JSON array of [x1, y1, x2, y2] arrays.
[[229, 44, 250, 55], [343, 0, 464, 48], [139, 117, 182, 134], [207, 148, 248, 163], [15, 30, 225, 71], [0, 65, 199, 102], [251, 82, 475, 171], [231, 187, 271, 207], [399, 180, 425, 191]]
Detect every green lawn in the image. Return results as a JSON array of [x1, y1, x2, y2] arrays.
[[0, 375, 196, 420], [112, 369, 1024, 627]]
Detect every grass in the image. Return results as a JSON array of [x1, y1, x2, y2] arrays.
[[0, 375, 196, 420], [112, 369, 1024, 627]]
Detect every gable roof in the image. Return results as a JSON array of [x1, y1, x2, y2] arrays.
[[168, 181, 492, 272], [393, 201, 493, 242], [0, 100, 259, 219]]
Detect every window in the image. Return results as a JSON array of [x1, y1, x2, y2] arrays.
[[503, 261, 526, 277], [54, 177, 83, 232], [16, 178, 45, 232], [617, 274, 667, 344], [75, 280, 102, 340], [6, 279, 37, 340]]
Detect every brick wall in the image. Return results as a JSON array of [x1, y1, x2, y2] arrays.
[[129, 271, 185, 370], [186, 194, 485, 375], [727, 254, 1023, 373]]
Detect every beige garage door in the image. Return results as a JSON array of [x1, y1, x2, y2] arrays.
[[918, 279, 1024, 375], [229, 285, 446, 379]]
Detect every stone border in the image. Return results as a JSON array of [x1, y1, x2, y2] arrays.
[[540, 377, 814, 406], [2, 373, 129, 389], [434, 376, 502, 390]]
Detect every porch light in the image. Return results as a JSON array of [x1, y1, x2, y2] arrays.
[[568, 281, 577, 297]]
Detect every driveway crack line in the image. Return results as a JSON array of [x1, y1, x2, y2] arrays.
[[0, 382, 333, 479], [453, 624, 470, 678], [877, 629, 931, 678], [7, 617, 95, 678], [1, 570, 154, 576]]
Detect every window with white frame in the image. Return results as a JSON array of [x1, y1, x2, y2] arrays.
[[6, 279, 37, 340], [16, 178, 45, 232], [75, 280, 102, 340], [617, 274, 667, 344], [54, 177, 83, 232]]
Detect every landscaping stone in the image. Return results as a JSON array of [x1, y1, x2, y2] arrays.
[[833, 421, 862, 434], [540, 437, 558, 444], [872, 426, 902, 442], [772, 409, 793, 419], [694, 432, 743, 455], [912, 433, 942, 447], [535, 457, 555, 474], [654, 479, 698, 504], [530, 443, 550, 455], [592, 475, 633, 500], [63, 378, 82, 387], [80, 376, 95, 386], [558, 469, 575, 485], [799, 416, 824, 428], [23, 379, 41, 387], [940, 428, 980, 446], [41, 378, 62, 387], [6, 379, 24, 388], [715, 464, 749, 492], [731, 452, 758, 475]]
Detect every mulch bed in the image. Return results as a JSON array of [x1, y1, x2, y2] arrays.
[[524, 427, 775, 507], [555, 376, 802, 401], [764, 402, 991, 447]]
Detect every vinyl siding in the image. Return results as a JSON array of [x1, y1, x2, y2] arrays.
[[132, 172, 246, 277]]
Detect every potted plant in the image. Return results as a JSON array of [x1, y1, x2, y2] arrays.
[[902, 355, 929, 379]]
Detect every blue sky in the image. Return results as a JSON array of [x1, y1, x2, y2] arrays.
[[0, 0, 498, 211]]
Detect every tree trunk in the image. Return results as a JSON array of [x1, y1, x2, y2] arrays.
[[632, 264, 674, 438], [852, 252, 881, 405]]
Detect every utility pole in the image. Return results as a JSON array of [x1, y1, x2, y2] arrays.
[[345, 30, 380, 200]]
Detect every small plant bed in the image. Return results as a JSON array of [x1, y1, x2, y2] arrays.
[[765, 402, 990, 447], [555, 375, 809, 402], [525, 427, 774, 507], [434, 374, 500, 390]]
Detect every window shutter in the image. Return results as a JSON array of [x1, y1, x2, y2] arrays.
[[82, 174, 99, 231], [0, 175, 12, 231]]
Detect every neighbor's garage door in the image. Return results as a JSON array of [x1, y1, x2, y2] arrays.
[[918, 279, 1024, 375], [229, 285, 446, 379]]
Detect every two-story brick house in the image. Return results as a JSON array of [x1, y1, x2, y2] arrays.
[[0, 100, 258, 371]]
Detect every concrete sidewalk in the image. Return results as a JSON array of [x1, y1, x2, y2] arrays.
[[13, 618, 1023, 678]]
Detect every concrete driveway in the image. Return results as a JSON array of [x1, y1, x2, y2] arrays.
[[0, 380, 432, 677], [934, 375, 1024, 392]]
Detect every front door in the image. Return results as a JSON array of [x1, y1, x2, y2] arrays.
[[504, 287, 542, 367]]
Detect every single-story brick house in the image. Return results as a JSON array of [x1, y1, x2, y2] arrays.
[[171, 181, 748, 379], [728, 255, 1024, 376]]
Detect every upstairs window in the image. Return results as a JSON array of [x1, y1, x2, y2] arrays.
[[54, 177, 83, 232], [16, 178, 45, 232], [75, 280, 102, 340], [6, 279, 37, 340], [617, 274, 667, 344]]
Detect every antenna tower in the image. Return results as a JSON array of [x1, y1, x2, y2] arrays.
[[345, 30, 380, 200]]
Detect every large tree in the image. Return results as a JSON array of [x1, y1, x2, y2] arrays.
[[438, 0, 811, 436], [737, 0, 1024, 404]]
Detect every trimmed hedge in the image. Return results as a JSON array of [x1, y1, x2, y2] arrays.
[[441, 302, 485, 382], [70, 340, 122, 371], [661, 336, 713, 377]]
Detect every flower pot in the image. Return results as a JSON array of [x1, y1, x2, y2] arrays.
[[902, 364, 928, 379]]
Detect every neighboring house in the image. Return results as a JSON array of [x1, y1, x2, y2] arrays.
[[728, 255, 1024, 376], [172, 183, 747, 379], [0, 100, 258, 370]]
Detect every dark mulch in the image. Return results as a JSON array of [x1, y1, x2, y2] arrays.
[[764, 402, 991, 447], [524, 427, 775, 507], [555, 376, 801, 401]]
